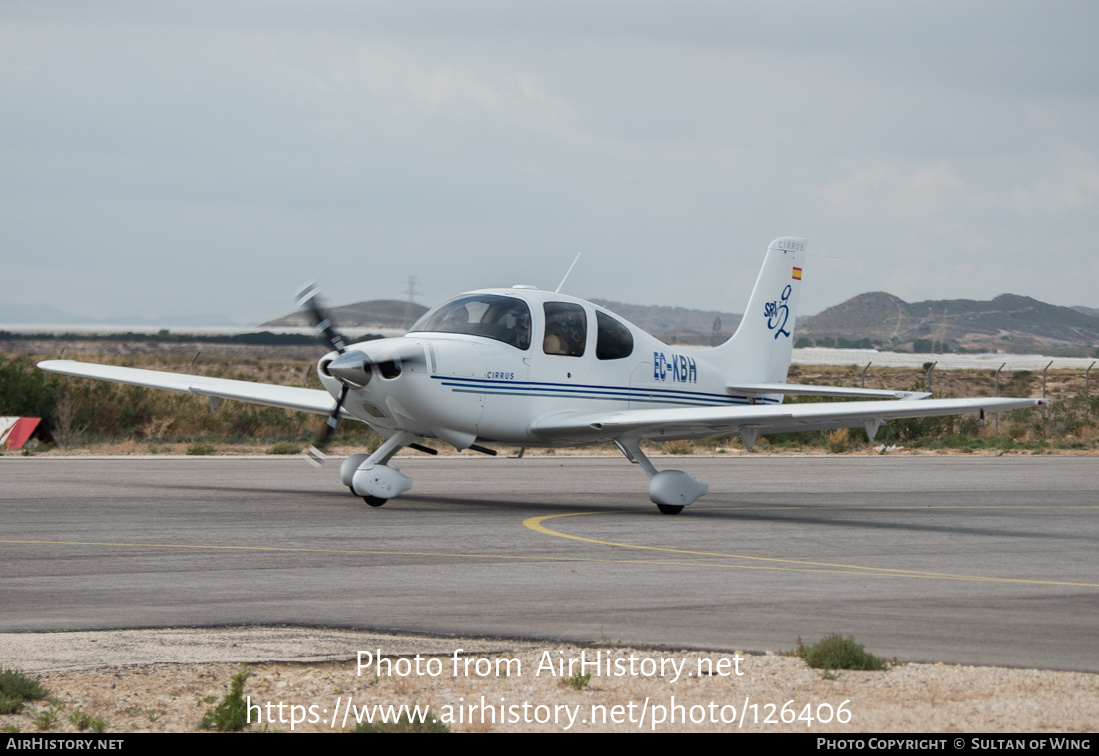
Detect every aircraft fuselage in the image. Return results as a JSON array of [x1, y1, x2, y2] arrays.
[[316, 287, 767, 449]]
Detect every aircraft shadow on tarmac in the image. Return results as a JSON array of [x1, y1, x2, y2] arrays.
[[144, 480, 1093, 541], [714, 506, 1095, 542]]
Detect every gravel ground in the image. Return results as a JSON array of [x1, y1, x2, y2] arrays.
[[1, 627, 1096, 733]]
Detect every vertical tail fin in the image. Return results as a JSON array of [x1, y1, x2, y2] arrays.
[[711, 237, 806, 385]]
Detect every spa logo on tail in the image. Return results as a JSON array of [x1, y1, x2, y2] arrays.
[[763, 284, 792, 339]]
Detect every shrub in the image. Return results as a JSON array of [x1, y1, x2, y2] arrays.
[[663, 440, 694, 455], [0, 357, 59, 425], [353, 707, 450, 733], [566, 671, 591, 690], [794, 635, 887, 671], [201, 664, 251, 732], [69, 708, 108, 732], [826, 428, 850, 453], [186, 441, 218, 456], [266, 441, 301, 455], [0, 668, 48, 714]]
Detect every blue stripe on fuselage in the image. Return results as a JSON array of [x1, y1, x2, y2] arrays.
[[431, 375, 779, 406]]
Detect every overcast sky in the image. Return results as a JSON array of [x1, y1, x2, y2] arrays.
[[3, 1, 1098, 325]]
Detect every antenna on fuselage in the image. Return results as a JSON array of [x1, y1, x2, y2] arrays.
[[555, 251, 583, 293]]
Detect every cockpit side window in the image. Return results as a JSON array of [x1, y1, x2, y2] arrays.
[[410, 295, 531, 350], [595, 311, 634, 360], [543, 302, 587, 357]]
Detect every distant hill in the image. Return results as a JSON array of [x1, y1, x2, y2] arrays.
[[263, 297, 740, 345], [260, 292, 1099, 356], [590, 300, 742, 336], [1073, 305, 1099, 317], [799, 292, 1099, 355], [263, 299, 428, 330]]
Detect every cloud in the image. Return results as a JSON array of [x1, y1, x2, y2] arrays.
[[1010, 145, 1099, 217], [5, 2, 1099, 319], [820, 160, 966, 220]]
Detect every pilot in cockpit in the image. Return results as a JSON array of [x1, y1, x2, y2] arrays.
[[502, 308, 530, 350]]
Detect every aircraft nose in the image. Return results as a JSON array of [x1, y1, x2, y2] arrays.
[[324, 351, 373, 389]]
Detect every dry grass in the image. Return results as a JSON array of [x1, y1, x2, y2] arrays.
[[4, 646, 1097, 733], [9, 349, 1099, 456]]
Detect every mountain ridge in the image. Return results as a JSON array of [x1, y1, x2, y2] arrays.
[[259, 293, 1099, 356], [797, 292, 1099, 355]]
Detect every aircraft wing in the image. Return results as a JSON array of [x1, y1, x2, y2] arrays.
[[37, 360, 338, 416], [531, 396, 1045, 443]]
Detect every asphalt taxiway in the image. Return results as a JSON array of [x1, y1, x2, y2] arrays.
[[2, 455, 1096, 671]]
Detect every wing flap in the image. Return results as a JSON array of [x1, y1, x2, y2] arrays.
[[727, 382, 931, 400], [532, 397, 1044, 443], [38, 360, 337, 416]]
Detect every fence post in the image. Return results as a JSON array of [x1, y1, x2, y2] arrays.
[[861, 361, 872, 389], [1086, 361, 1096, 423], [995, 363, 1006, 433], [1042, 360, 1053, 432], [925, 361, 937, 393]]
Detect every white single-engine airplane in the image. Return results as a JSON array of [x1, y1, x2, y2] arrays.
[[39, 238, 1043, 514]]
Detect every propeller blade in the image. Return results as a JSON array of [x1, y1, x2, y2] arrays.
[[296, 282, 348, 354], [304, 444, 327, 468], [305, 377, 350, 467]]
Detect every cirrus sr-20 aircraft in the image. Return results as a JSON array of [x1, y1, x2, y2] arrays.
[[39, 238, 1043, 514]]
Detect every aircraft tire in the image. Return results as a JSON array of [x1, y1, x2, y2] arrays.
[[363, 496, 388, 508], [656, 504, 684, 515]]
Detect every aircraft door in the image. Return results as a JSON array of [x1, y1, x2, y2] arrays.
[[530, 301, 592, 386]]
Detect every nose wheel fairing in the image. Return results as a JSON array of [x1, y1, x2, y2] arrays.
[[353, 464, 413, 502], [339, 431, 417, 505]]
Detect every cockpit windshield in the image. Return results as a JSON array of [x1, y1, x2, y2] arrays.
[[409, 294, 532, 350]]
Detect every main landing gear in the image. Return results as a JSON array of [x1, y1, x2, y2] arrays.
[[613, 439, 708, 515]]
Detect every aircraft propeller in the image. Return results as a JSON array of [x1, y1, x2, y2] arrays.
[[296, 283, 354, 466], [295, 283, 427, 466]]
